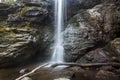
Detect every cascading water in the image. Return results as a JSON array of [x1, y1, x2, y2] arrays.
[[51, 0, 66, 63]]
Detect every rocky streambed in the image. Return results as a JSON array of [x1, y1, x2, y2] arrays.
[[0, 62, 120, 80]]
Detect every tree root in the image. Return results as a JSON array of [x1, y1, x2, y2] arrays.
[[15, 62, 120, 80], [51, 62, 120, 68]]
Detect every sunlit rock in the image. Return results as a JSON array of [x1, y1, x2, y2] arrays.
[[54, 78, 70, 80], [21, 77, 32, 80]]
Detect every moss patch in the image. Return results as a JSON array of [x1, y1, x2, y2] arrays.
[[68, 17, 79, 27]]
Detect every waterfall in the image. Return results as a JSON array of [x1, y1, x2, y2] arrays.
[[51, 0, 66, 63]]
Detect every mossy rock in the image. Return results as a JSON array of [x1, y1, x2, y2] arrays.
[[68, 17, 79, 27]]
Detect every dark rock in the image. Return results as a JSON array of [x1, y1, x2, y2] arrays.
[[23, 8, 48, 23], [77, 48, 112, 63], [99, 66, 115, 71], [0, 3, 19, 16], [67, 0, 102, 17], [8, 15, 23, 22], [7, 1, 50, 25], [95, 70, 119, 80], [0, 3, 10, 9]]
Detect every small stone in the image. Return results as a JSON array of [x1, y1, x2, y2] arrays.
[[21, 77, 32, 80], [19, 69, 29, 75]]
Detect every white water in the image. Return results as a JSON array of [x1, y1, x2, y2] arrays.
[[51, 0, 65, 63]]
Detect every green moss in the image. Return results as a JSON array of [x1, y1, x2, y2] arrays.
[[5, 31, 16, 38], [0, 26, 8, 31], [0, 0, 15, 4], [19, 6, 30, 16], [68, 17, 79, 27]]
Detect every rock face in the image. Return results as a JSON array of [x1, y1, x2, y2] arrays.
[[64, 13, 96, 62], [0, 27, 35, 67], [7, 0, 50, 26], [67, 0, 102, 18], [0, 3, 17, 16], [64, 0, 120, 62], [0, 26, 53, 67], [0, 0, 120, 67], [77, 48, 112, 63], [0, 1, 53, 67], [85, 3, 120, 42]]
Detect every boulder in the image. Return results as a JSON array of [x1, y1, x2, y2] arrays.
[[77, 48, 113, 63], [64, 13, 96, 62], [85, 3, 120, 42], [105, 38, 120, 62]]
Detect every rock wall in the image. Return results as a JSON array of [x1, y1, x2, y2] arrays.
[[64, 0, 120, 63], [0, 1, 53, 67], [0, 0, 120, 67]]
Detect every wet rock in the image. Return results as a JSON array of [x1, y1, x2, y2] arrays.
[[77, 48, 112, 63], [96, 70, 119, 80], [66, 0, 120, 62], [21, 77, 32, 80], [64, 13, 96, 62], [19, 68, 29, 75]]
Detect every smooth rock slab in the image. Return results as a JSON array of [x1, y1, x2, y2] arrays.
[[54, 78, 70, 80], [21, 77, 32, 80]]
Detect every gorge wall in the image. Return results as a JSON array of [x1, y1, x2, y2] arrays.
[[0, 0, 119, 67]]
